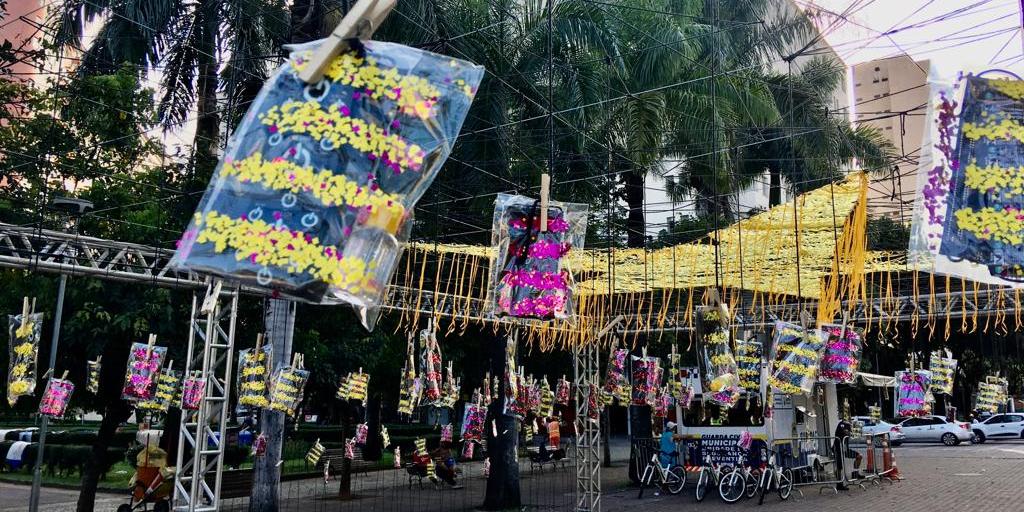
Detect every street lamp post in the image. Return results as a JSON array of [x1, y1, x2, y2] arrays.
[[28, 197, 92, 512]]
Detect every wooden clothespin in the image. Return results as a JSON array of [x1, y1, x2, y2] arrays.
[[96, 355, 102, 364], [298, 0, 396, 84], [166, 360, 174, 372], [200, 279, 223, 315], [256, 333, 264, 347], [799, 309, 813, 330], [539, 173, 551, 232], [837, 311, 849, 340], [60, 370, 69, 380], [145, 334, 157, 359], [20, 297, 30, 327], [291, 353, 300, 368]]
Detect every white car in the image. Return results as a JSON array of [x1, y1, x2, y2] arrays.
[[971, 413, 1024, 443], [851, 416, 905, 445], [896, 415, 973, 446]]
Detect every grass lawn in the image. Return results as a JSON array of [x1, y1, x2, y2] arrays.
[[0, 461, 135, 491]]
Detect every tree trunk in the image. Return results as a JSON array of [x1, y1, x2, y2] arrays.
[[192, 0, 221, 186], [76, 401, 131, 512], [364, 394, 383, 461], [481, 333, 520, 510], [249, 299, 296, 512], [623, 171, 646, 248], [768, 165, 782, 208], [338, 401, 353, 499]]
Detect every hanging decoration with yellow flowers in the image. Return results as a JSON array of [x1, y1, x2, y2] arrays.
[[768, 322, 827, 395], [268, 354, 310, 418], [237, 343, 273, 409], [7, 300, 43, 407], [910, 74, 1024, 286], [170, 36, 484, 330], [695, 306, 741, 408]]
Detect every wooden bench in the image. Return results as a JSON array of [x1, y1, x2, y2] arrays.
[[314, 447, 375, 477], [527, 447, 568, 473], [207, 469, 254, 500]]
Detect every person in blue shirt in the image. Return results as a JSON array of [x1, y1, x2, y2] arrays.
[[659, 421, 682, 467]]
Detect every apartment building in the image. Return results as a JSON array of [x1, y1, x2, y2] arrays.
[[851, 55, 931, 220]]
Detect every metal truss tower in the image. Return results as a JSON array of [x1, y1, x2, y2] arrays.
[[173, 281, 239, 512], [573, 338, 601, 512]]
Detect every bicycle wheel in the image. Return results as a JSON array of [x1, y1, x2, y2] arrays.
[[718, 469, 746, 503], [666, 466, 687, 495], [745, 470, 760, 499], [695, 468, 709, 502], [757, 470, 770, 505], [778, 468, 794, 500], [638, 465, 653, 498]]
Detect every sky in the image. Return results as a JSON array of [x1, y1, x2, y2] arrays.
[[806, 0, 1024, 77]]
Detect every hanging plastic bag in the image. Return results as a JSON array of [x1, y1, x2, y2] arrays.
[[896, 370, 932, 417], [238, 344, 272, 408], [39, 376, 74, 419], [735, 338, 763, 394], [440, 363, 460, 408], [121, 341, 168, 402], [538, 378, 554, 418], [355, 423, 369, 445], [137, 367, 181, 413], [440, 423, 453, 443], [929, 350, 957, 395], [348, 370, 370, 406], [181, 373, 205, 411], [268, 357, 310, 417], [768, 321, 827, 395], [585, 383, 601, 422], [818, 324, 862, 384], [486, 193, 588, 321], [869, 405, 881, 422], [602, 348, 627, 402], [7, 310, 43, 407], [630, 355, 661, 407], [420, 326, 443, 404], [554, 376, 570, 406], [170, 38, 485, 330], [86, 358, 101, 395], [976, 380, 1002, 413], [695, 306, 740, 408], [461, 403, 486, 442], [909, 74, 1024, 286]]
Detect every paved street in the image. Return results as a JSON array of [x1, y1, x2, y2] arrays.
[[607, 440, 1024, 512], [3, 441, 1022, 511]]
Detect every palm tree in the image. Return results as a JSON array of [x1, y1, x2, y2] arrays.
[[50, 0, 290, 186], [737, 57, 895, 207]]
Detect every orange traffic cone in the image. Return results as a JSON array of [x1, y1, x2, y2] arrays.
[[882, 435, 902, 480], [865, 436, 875, 473]]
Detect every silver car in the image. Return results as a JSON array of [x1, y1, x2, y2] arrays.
[[896, 415, 972, 446]]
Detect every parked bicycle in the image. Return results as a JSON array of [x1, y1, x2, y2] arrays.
[[694, 456, 731, 502], [757, 450, 794, 505], [637, 452, 686, 498], [719, 452, 761, 502]]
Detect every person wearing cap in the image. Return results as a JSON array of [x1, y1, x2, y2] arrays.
[[659, 420, 682, 467]]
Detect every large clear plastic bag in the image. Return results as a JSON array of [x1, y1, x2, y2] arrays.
[[237, 345, 272, 408], [121, 343, 168, 402], [461, 403, 486, 442], [487, 194, 588, 321], [171, 39, 484, 329], [976, 380, 1002, 413], [602, 348, 627, 400], [768, 322, 827, 395], [420, 327, 442, 404], [7, 312, 43, 406], [695, 306, 740, 408], [929, 350, 957, 395], [896, 370, 932, 417], [268, 365, 310, 417], [38, 377, 74, 419], [818, 325, 862, 384], [910, 74, 1024, 285]]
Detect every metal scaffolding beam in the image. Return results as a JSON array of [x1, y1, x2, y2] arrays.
[[174, 282, 238, 512]]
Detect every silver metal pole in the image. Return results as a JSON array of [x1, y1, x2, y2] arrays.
[[28, 273, 68, 512]]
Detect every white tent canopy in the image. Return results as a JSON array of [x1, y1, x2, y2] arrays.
[[855, 372, 896, 387]]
